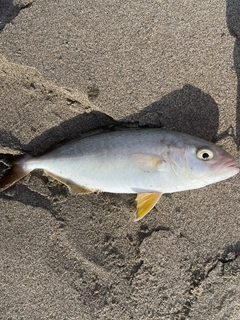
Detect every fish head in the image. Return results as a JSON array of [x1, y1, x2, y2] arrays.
[[184, 141, 239, 187]]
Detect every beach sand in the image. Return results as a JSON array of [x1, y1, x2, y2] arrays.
[[0, 1, 240, 319]]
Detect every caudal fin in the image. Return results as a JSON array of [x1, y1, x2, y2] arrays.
[[0, 154, 32, 192]]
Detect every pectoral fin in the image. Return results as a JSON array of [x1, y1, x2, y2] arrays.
[[131, 154, 165, 171], [44, 170, 93, 194], [135, 192, 162, 221]]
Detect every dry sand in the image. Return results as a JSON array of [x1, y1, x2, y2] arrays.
[[0, 1, 240, 319]]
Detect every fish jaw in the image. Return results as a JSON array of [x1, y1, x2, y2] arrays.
[[212, 157, 239, 180]]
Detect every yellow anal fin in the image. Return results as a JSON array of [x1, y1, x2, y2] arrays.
[[44, 170, 93, 194], [135, 192, 162, 221]]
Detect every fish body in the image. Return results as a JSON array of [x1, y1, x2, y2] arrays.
[[1, 129, 239, 220]]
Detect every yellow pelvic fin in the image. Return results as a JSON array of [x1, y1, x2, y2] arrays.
[[135, 192, 162, 221], [44, 170, 93, 194]]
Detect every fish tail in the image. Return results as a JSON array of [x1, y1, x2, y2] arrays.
[[0, 154, 32, 192]]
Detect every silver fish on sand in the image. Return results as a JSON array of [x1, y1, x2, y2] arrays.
[[0, 129, 239, 220]]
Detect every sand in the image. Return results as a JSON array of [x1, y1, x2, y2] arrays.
[[0, 1, 240, 319]]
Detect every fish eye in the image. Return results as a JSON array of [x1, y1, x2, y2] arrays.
[[196, 148, 214, 160]]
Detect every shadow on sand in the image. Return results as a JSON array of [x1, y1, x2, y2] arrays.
[[1, 84, 220, 156], [226, 0, 240, 149], [0, 0, 32, 32]]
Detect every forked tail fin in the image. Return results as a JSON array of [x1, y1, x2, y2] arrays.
[[0, 154, 32, 192]]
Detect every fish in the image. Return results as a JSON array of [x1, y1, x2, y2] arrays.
[[0, 128, 239, 220]]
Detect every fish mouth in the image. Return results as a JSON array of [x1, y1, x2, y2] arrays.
[[214, 158, 239, 177], [219, 159, 240, 176], [224, 159, 239, 169]]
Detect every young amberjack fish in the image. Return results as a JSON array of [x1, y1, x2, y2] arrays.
[[0, 129, 239, 220]]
